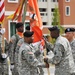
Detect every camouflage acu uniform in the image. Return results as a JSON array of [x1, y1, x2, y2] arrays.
[[15, 39, 44, 75], [17, 42, 44, 75], [32, 42, 44, 75], [9, 34, 22, 64], [45, 36, 75, 75], [70, 39, 75, 63], [15, 38, 24, 65], [13, 38, 24, 75], [0, 35, 9, 75], [0, 59, 8, 75]]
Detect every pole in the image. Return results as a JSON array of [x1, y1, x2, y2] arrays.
[[1, 27, 5, 53], [22, 0, 28, 27], [43, 36, 50, 75], [44, 49, 50, 75]]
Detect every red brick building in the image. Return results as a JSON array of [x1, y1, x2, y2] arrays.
[[58, 0, 75, 27]]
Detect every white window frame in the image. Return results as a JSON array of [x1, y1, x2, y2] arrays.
[[65, 6, 70, 16], [8, 0, 18, 3], [65, 0, 70, 2], [24, 20, 30, 32], [8, 20, 17, 40], [8, 20, 30, 40]]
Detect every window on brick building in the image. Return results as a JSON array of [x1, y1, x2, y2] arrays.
[[40, 13, 44, 16], [51, 8, 55, 12], [65, 0, 70, 2], [39, 8, 47, 12], [43, 22, 47, 25], [40, 13, 47, 16], [10, 22, 16, 37], [8, 0, 18, 3], [42, 0, 47, 2], [51, 0, 57, 2], [38, 0, 47, 2], [65, 6, 70, 16]]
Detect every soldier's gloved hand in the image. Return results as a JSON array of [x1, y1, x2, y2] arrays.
[[1, 53, 7, 61], [44, 58, 49, 68], [10, 64, 14, 71], [45, 63, 49, 68], [44, 58, 48, 64]]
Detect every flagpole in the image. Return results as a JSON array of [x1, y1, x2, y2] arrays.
[[22, 0, 28, 26], [44, 48, 50, 75], [43, 36, 51, 75], [2, 27, 5, 53]]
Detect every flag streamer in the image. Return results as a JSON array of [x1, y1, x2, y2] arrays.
[[22, 0, 28, 24], [12, 0, 25, 21], [7, 0, 25, 22]]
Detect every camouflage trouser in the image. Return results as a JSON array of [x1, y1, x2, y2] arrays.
[[12, 65, 19, 75], [0, 64, 8, 75]]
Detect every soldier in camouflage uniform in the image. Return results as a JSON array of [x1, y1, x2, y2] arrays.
[[9, 22, 24, 65], [14, 25, 30, 75], [15, 25, 30, 65], [17, 31, 49, 75], [15, 26, 45, 75], [15, 25, 44, 75], [0, 24, 9, 75], [8, 22, 24, 75], [15, 39, 44, 75], [14, 38, 24, 75], [32, 41, 44, 75], [44, 26, 75, 75], [65, 28, 75, 63]]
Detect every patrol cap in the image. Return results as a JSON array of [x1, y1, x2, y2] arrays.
[[25, 25, 30, 30], [48, 26, 60, 31], [65, 28, 75, 33], [16, 22, 23, 28], [23, 31, 34, 37]]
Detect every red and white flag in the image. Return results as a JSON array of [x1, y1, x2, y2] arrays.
[[0, 0, 5, 24]]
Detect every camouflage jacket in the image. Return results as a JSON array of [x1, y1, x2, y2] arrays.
[[18, 42, 44, 75], [46, 36, 75, 75], [8, 34, 22, 64]]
